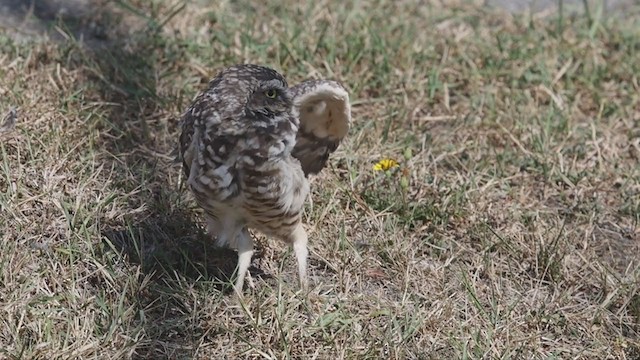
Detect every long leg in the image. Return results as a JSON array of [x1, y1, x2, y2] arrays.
[[290, 223, 309, 290], [234, 227, 254, 295]]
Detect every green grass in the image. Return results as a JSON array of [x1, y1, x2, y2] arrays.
[[1, 0, 639, 358]]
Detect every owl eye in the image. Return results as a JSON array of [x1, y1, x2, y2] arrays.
[[264, 89, 277, 99]]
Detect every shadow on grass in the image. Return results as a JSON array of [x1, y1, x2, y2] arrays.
[[102, 213, 238, 287], [7, 1, 240, 357]]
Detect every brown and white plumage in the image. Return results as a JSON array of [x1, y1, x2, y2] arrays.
[[290, 80, 351, 176], [179, 64, 351, 294]]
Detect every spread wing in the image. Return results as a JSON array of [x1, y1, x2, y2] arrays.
[[290, 80, 351, 176]]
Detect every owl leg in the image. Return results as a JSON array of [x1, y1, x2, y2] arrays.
[[290, 223, 309, 290], [205, 215, 225, 246], [234, 227, 254, 295]]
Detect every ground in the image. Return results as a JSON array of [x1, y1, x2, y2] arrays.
[[0, 0, 639, 359]]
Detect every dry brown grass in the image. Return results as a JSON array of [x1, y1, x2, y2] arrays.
[[1, 0, 639, 359]]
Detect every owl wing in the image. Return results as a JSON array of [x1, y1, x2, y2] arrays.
[[290, 80, 351, 176], [178, 85, 243, 202], [179, 92, 216, 180], [179, 104, 196, 179]]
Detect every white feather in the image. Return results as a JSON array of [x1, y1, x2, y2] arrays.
[[293, 82, 351, 141]]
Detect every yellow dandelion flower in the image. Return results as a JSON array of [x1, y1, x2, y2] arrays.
[[373, 158, 399, 171]]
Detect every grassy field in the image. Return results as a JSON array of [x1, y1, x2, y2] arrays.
[[1, 0, 639, 359]]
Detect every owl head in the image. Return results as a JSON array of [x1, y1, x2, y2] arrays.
[[213, 64, 293, 118], [246, 78, 292, 116]]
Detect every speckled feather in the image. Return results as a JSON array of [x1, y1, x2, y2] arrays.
[[179, 64, 351, 293]]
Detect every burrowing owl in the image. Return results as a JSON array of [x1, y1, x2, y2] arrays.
[[179, 64, 351, 294]]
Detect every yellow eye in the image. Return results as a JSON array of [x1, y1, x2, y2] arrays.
[[264, 89, 277, 98]]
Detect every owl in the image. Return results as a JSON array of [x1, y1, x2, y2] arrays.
[[179, 64, 351, 295]]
